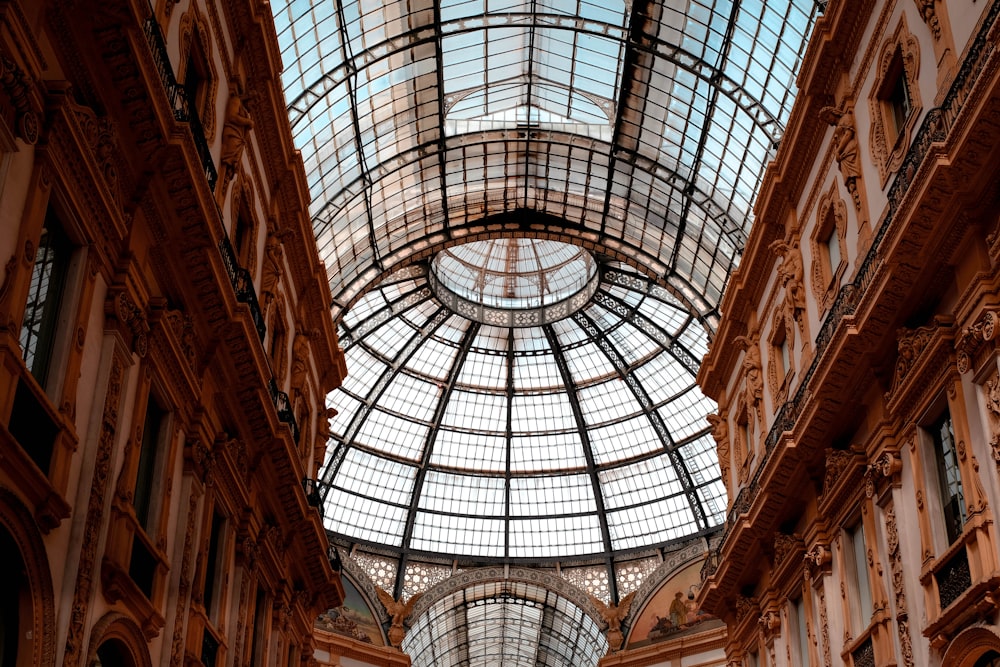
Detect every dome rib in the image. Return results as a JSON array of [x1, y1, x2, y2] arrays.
[[569, 308, 708, 533]]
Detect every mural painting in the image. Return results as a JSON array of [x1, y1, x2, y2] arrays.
[[316, 576, 385, 645], [626, 561, 721, 649]]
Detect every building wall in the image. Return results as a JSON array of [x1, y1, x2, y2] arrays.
[[698, 0, 1000, 665], [0, 0, 346, 665]]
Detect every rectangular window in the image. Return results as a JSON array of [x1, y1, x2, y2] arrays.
[[847, 520, 872, 633], [780, 336, 790, 377], [932, 410, 965, 544], [134, 397, 165, 532], [825, 227, 841, 277], [250, 587, 268, 665], [888, 71, 912, 138], [20, 214, 70, 386], [203, 511, 226, 621], [792, 596, 809, 663]]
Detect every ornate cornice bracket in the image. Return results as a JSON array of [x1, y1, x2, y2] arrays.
[[105, 288, 150, 357], [0, 50, 39, 144], [865, 450, 903, 499], [956, 309, 1000, 374]]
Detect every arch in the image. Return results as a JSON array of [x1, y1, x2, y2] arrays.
[[622, 539, 709, 631], [407, 565, 606, 630], [0, 487, 56, 667], [941, 626, 1000, 667], [85, 612, 153, 667]]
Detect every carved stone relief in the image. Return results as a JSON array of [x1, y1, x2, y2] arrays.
[[884, 503, 915, 667], [868, 17, 922, 183]]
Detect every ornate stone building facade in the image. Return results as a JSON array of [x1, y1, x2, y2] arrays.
[[0, 0, 346, 665], [698, 0, 1000, 665]]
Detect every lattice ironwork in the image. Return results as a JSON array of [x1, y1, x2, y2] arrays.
[[936, 548, 972, 610]]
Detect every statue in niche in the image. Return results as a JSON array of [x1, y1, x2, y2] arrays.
[[770, 239, 807, 338], [261, 230, 292, 307], [707, 414, 731, 491], [820, 105, 862, 210], [220, 80, 254, 189], [735, 334, 763, 429], [290, 329, 313, 395]]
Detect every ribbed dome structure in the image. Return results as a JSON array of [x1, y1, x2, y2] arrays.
[[321, 257, 723, 562]]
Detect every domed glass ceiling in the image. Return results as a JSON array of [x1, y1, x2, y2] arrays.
[[404, 581, 607, 667], [321, 258, 723, 561], [271, 0, 820, 623]]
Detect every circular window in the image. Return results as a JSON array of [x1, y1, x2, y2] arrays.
[[429, 239, 598, 326]]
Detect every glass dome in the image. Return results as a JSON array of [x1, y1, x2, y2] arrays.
[[271, 0, 821, 639], [320, 257, 725, 563], [429, 239, 600, 326]]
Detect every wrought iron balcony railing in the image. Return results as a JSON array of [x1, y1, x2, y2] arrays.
[[142, 14, 218, 191], [702, 0, 1000, 582], [269, 377, 300, 445], [218, 236, 266, 342]]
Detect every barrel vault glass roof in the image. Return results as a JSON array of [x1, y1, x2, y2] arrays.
[[272, 0, 820, 622]]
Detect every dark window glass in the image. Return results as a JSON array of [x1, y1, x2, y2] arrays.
[[203, 511, 225, 620], [20, 215, 70, 386], [134, 398, 165, 532], [932, 410, 965, 544], [95, 640, 130, 667], [974, 650, 1000, 667], [0, 527, 25, 667], [888, 72, 911, 137]]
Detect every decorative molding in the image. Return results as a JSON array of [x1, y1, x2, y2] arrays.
[[817, 583, 832, 666], [735, 595, 758, 624], [64, 353, 126, 667], [884, 503, 915, 667], [822, 448, 856, 498], [810, 186, 849, 309], [0, 487, 57, 667], [0, 50, 39, 144], [773, 532, 802, 569], [913, 0, 941, 40], [887, 323, 937, 398], [164, 309, 198, 374], [169, 489, 201, 667], [955, 309, 1000, 374], [86, 612, 154, 667], [178, 5, 218, 140], [868, 15, 922, 184]]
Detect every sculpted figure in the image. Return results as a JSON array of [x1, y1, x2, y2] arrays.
[[261, 231, 286, 305], [707, 413, 731, 490], [290, 330, 313, 395], [770, 239, 807, 335], [590, 591, 636, 653], [820, 105, 861, 209], [375, 587, 423, 648], [220, 82, 254, 184]]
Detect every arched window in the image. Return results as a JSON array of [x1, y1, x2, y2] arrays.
[[974, 651, 1000, 667], [95, 638, 133, 667], [0, 526, 26, 667]]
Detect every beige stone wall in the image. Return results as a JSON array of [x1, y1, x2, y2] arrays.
[[0, 0, 345, 665], [699, 0, 1000, 664]]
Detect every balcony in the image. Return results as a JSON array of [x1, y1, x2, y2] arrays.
[[702, 0, 1000, 585], [269, 377, 300, 444]]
